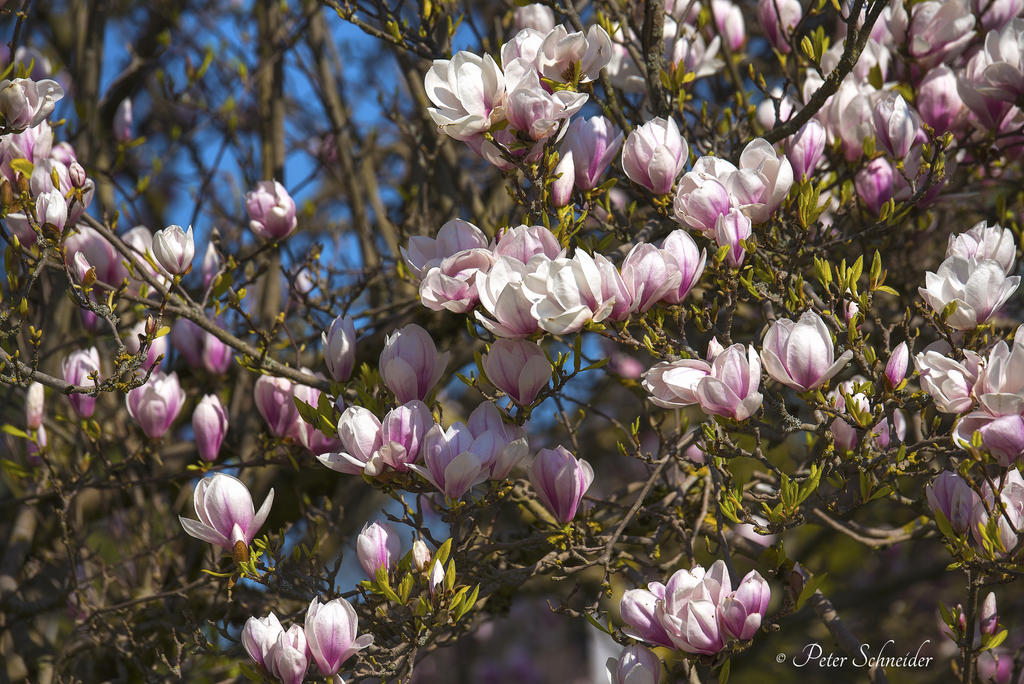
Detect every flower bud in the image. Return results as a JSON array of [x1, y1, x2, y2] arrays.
[[113, 98, 132, 143], [607, 645, 661, 684], [926, 471, 979, 534], [62, 347, 100, 418], [379, 324, 450, 403], [550, 150, 575, 207], [266, 625, 308, 684], [25, 381, 43, 430], [562, 115, 623, 190], [429, 558, 445, 597], [884, 342, 909, 389], [530, 446, 594, 523], [786, 120, 826, 181], [713, 208, 752, 267], [193, 394, 228, 462], [35, 187, 66, 233], [855, 157, 894, 215], [152, 224, 195, 275], [981, 592, 998, 636], [124, 320, 167, 371], [482, 339, 550, 406], [254, 374, 299, 438], [411, 539, 431, 572], [660, 229, 707, 304], [356, 521, 402, 579], [242, 613, 283, 670], [622, 117, 688, 194], [514, 3, 556, 33], [712, 0, 746, 51], [322, 314, 357, 382], [757, 0, 802, 53], [246, 179, 297, 240], [873, 92, 919, 159], [201, 241, 220, 288], [917, 65, 964, 133], [126, 371, 186, 439]]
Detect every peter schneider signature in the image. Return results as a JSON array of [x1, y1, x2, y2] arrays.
[[779, 640, 935, 669]]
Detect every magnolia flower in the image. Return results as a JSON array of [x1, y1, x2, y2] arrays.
[[193, 394, 228, 462], [672, 170, 731, 235], [424, 51, 506, 141], [323, 314, 357, 382], [318, 405, 384, 475], [973, 18, 1024, 103], [696, 344, 763, 421], [914, 345, 982, 413], [872, 92, 919, 159], [713, 208, 752, 267], [376, 400, 433, 471], [62, 347, 101, 418], [242, 613, 284, 671], [643, 358, 713, 408], [482, 339, 550, 406], [735, 138, 794, 223], [379, 324, 450, 402], [659, 230, 706, 304], [0, 77, 63, 131], [970, 470, 1024, 555], [419, 248, 495, 313], [656, 561, 731, 654], [266, 625, 308, 684], [125, 371, 186, 439], [356, 521, 401, 579], [536, 25, 612, 83], [926, 471, 980, 534], [946, 221, 1016, 275], [178, 473, 274, 553], [561, 115, 623, 190], [606, 645, 661, 684], [504, 62, 587, 140], [305, 597, 374, 676], [25, 382, 43, 430], [622, 117, 688, 194], [514, 4, 555, 33], [917, 65, 965, 134], [402, 218, 489, 280], [919, 256, 1020, 330], [254, 374, 300, 438], [530, 446, 594, 523], [475, 255, 545, 338], [620, 583, 674, 647], [151, 224, 195, 275], [523, 253, 615, 334], [246, 180, 297, 240], [492, 224, 563, 263], [786, 120, 826, 181], [908, 0, 976, 66], [620, 243, 683, 313], [466, 401, 529, 479], [760, 311, 853, 391], [757, 0, 802, 53], [409, 422, 489, 499]]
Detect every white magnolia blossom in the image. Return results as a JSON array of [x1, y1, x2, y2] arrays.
[[919, 255, 1020, 330], [424, 52, 506, 141]]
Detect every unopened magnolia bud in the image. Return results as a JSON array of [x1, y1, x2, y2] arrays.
[[411, 539, 431, 572], [69, 161, 87, 188], [885, 342, 909, 388], [981, 592, 998, 636], [25, 381, 43, 430]]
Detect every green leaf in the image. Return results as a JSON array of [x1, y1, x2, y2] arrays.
[[1, 424, 29, 439]]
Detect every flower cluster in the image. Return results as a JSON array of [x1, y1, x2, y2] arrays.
[[620, 560, 770, 655], [405, 220, 706, 337], [242, 598, 373, 684]]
